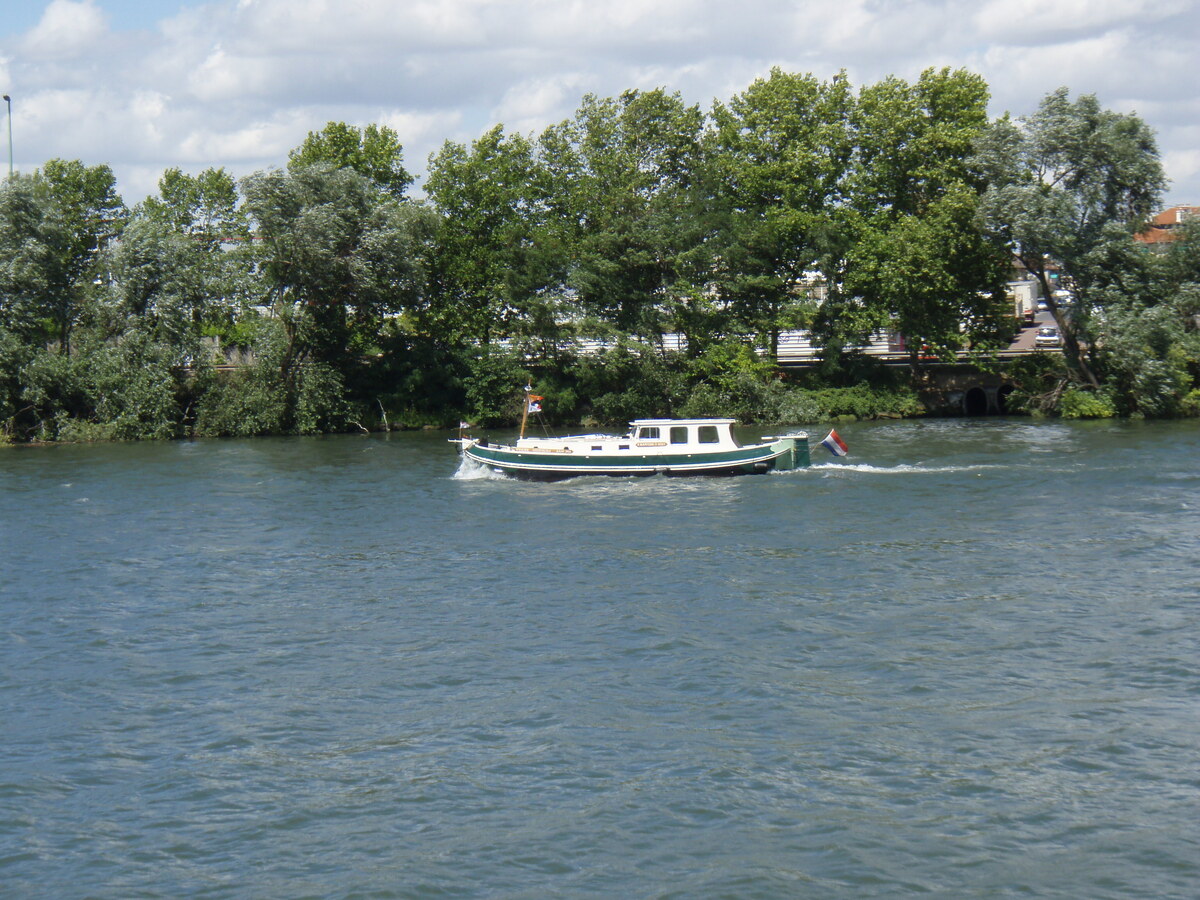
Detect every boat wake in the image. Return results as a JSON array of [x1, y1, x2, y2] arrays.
[[808, 462, 1008, 474], [452, 455, 508, 480]]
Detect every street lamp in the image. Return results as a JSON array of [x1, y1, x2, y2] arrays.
[[2, 95, 10, 180], [2, 94, 10, 179]]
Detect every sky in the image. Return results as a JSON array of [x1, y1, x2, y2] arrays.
[[1, 0, 1197, 207]]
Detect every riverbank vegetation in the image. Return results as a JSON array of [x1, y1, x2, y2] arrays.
[[2, 70, 1197, 443]]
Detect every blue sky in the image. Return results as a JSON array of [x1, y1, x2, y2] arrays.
[[1, 0, 1197, 206], [3, 0, 189, 32]]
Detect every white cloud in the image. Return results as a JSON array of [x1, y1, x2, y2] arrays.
[[377, 108, 465, 169], [493, 74, 590, 133], [224, 0, 489, 53], [23, 0, 108, 59], [179, 108, 309, 164], [1163, 149, 1200, 200], [0, 0, 1196, 204], [187, 45, 276, 102], [129, 90, 169, 144], [973, 0, 1190, 43]]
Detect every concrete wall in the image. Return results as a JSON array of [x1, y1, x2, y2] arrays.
[[919, 366, 1016, 416]]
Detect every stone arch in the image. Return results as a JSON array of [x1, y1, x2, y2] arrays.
[[997, 384, 1015, 415], [963, 386, 989, 416]]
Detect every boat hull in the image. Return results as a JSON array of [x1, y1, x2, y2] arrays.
[[462, 437, 807, 480]]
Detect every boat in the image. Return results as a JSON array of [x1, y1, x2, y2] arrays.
[[453, 384, 820, 480], [450, 386, 849, 480], [455, 418, 810, 479]]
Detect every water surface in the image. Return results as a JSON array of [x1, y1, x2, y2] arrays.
[[2, 419, 1198, 898]]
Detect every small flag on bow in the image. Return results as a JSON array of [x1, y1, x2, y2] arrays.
[[821, 429, 849, 457]]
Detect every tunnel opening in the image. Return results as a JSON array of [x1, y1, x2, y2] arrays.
[[997, 384, 1015, 415], [963, 386, 989, 416]]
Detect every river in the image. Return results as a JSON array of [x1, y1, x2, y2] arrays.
[[2, 418, 1198, 898]]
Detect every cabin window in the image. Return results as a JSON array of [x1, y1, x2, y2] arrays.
[[669, 426, 688, 444], [638, 426, 660, 440], [619, 444, 629, 450], [591, 446, 602, 451], [698, 425, 719, 444]]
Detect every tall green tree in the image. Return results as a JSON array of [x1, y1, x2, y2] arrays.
[[539, 89, 706, 344], [973, 88, 1167, 386], [112, 167, 251, 344], [140, 166, 245, 249], [240, 163, 436, 430], [839, 69, 1010, 369], [0, 161, 126, 353], [1087, 219, 1200, 415], [707, 69, 854, 358], [426, 125, 558, 347], [0, 175, 72, 342], [288, 122, 413, 198]]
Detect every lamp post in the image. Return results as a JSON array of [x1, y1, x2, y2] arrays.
[[2, 94, 10, 179]]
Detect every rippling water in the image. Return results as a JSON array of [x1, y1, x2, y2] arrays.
[[2, 419, 1199, 898]]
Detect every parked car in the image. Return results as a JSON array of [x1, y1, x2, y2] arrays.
[[1035, 326, 1062, 347], [1037, 300, 1049, 311]]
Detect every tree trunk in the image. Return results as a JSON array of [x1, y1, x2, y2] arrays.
[[1031, 266, 1099, 389]]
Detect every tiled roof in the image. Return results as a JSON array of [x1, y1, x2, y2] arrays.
[[1135, 206, 1199, 243]]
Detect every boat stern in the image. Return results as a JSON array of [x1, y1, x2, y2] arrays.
[[769, 433, 810, 470]]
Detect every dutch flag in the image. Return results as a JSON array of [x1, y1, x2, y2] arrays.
[[821, 429, 849, 457]]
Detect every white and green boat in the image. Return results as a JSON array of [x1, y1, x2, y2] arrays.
[[454, 417, 811, 480]]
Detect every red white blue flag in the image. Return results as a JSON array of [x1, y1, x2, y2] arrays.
[[821, 429, 849, 457], [527, 394, 544, 414]]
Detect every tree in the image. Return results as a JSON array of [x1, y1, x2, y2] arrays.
[[0, 162, 126, 354], [973, 88, 1167, 386], [844, 185, 1011, 367], [0, 175, 73, 342], [1088, 219, 1200, 415], [425, 125, 558, 347], [109, 168, 250, 345], [539, 89, 706, 343], [707, 69, 854, 358], [39, 160, 128, 352], [839, 69, 1010, 369], [239, 163, 436, 429], [288, 122, 413, 198], [140, 167, 245, 248]]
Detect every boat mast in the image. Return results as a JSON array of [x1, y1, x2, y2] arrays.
[[519, 384, 532, 440]]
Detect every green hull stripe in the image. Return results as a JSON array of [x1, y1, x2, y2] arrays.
[[465, 442, 797, 475]]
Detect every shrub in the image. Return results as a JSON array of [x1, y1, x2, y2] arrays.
[[802, 384, 923, 420], [1178, 388, 1200, 417], [19, 334, 185, 441], [193, 318, 349, 436], [567, 343, 687, 424], [768, 386, 822, 424], [1059, 387, 1116, 419]]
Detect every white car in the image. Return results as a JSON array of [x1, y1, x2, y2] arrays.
[[1035, 326, 1062, 347]]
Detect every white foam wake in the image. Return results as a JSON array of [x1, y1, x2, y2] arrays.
[[810, 462, 1009, 474], [451, 455, 508, 480]]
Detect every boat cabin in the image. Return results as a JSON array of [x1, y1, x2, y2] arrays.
[[513, 418, 742, 454], [626, 418, 741, 449]]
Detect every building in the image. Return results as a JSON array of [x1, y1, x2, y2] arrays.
[[1135, 206, 1199, 249]]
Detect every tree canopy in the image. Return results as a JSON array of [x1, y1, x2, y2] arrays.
[[0, 73, 1193, 442], [973, 88, 1167, 385], [289, 121, 413, 198]]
